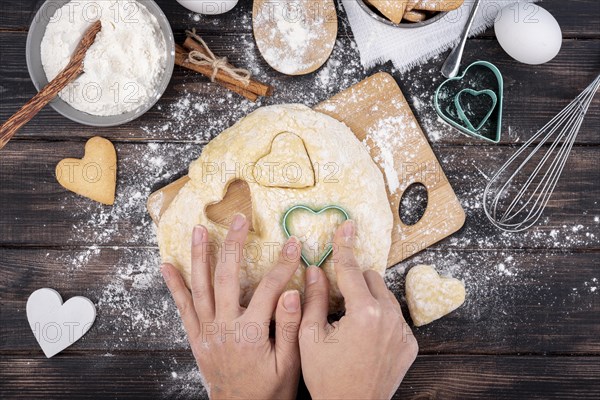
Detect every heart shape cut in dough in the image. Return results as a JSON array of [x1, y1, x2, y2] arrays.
[[205, 179, 255, 232], [56, 136, 117, 205], [282, 205, 349, 267], [405, 264, 466, 327], [253, 132, 315, 189], [26, 288, 96, 358]]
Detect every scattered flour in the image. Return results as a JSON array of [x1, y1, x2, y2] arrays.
[[385, 249, 599, 345], [52, 23, 367, 398], [253, 2, 327, 74], [365, 116, 407, 194], [49, 8, 599, 398]]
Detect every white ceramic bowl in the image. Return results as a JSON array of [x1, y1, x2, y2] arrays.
[[356, 0, 448, 28], [26, 0, 175, 127]]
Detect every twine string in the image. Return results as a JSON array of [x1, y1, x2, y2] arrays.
[[185, 29, 252, 87]]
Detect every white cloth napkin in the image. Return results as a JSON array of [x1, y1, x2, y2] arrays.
[[341, 0, 537, 72]]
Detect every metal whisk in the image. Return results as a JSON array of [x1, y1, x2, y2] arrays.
[[484, 74, 600, 232]]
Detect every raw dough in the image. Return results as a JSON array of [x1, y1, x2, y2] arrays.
[[405, 264, 466, 326], [55, 136, 117, 205], [253, 132, 315, 188], [158, 104, 393, 311], [284, 206, 347, 266]]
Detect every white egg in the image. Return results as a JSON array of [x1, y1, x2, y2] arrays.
[[494, 2, 562, 65], [176, 0, 239, 15]]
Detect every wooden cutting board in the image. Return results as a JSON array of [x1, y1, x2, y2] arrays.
[[147, 72, 465, 267]]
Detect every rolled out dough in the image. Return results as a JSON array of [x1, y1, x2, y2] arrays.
[[157, 104, 393, 311]]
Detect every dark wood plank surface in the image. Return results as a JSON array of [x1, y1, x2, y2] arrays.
[[1, 0, 599, 399], [1, 248, 598, 354], [1, 142, 598, 250], [0, 0, 598, 37], [1, 355, 599, 399], [1, 33, 599, 145]]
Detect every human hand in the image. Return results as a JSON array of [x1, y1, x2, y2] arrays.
[[299, 220, 418, 400], [161, 214, 303, 399]]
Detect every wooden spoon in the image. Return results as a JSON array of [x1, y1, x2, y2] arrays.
[[0, 20, 102, 150], [252, 0, 338, 76]]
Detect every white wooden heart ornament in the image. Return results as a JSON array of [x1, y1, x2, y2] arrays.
[[26, 288, 96, 358]]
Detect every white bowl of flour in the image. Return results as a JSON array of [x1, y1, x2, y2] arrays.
[[26, 0, 175, 126]]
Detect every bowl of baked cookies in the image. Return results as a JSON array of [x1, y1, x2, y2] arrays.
[[357, 0, 464, 28]]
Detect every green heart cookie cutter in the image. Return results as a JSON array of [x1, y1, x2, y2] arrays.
[[455, 88, 498, 132], [282, 205, 349, 267], [434, 61, 504, 143]]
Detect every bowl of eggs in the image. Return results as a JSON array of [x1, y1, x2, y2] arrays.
[[356, 0, 465, 28]]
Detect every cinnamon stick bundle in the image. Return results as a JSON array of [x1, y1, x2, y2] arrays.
[[175, 45, 259, 102], [174, 33, 273, 102], [182, 37, 273, 97]]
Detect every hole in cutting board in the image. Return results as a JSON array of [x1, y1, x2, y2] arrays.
[[399, 183, 428, 226], [206, 179, 254, 231]]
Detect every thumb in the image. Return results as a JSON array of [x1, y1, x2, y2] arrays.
[[275, 290, 302, 367], [300, 266, 330, 336]]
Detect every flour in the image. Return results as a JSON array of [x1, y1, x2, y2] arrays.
[[41, 0, 167, 116], [48, 9, 598, 396], [364, 114, 411, 194], [253, 2, 325, 75]]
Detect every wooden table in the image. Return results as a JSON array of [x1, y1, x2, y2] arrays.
[[1, 0, 599, 398]]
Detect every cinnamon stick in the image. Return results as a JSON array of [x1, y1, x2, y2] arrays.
[[219, 81, 259, 102], [182, 37, 273, 97], [0, 21, 102, 150], [175, 46, 259, 102]]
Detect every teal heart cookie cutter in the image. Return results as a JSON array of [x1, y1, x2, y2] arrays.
[[455, 88, 498, 132], [434, 61, 504, 143], [282, 205, 349, 267]]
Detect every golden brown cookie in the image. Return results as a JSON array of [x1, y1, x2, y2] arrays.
[[367, 0, 408, 24], [406, 0, 421, 12], [403, 9, 427, 22], [56, 136, 117, 205], [414, 0, 464, 12]]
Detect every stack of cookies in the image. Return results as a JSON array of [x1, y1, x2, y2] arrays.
[[366, 0, 464, 24]]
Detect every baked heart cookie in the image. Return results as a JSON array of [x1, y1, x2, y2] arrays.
[[56, 137, 117, 205], [405, 264, 465, 326]]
